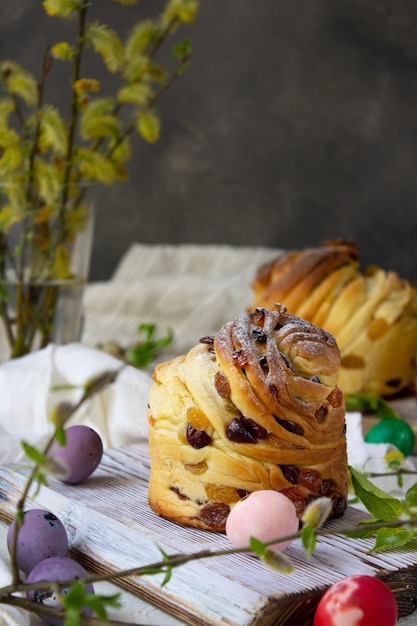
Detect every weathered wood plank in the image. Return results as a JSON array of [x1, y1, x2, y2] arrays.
[[1, 442, 417, 626]]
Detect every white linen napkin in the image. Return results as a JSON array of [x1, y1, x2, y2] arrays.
[[0, 343, 152, 465]]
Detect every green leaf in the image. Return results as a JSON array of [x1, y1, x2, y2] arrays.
[[62, 580, 86, 611], [75, 147, 118, 184], [249, 536, 267, 556], [117, 83, 153, 106], [38, 104, 68, 155], [51, 41, 76, 61], [301, 524, 316, 558], [21, 441, 45, 464], [62, 581, 88, 626], [172, 38, 192, 59], [370, 527, 417, 553], [137, 110, 160, 143], [0, 61, 37, 105], [345, 393, 400, 419], [349, 466, 403, 520], [405, 483, 417, 509], [85, 592, 121, 620], [124, 20, 158, 58], [126, 324, 173, 368], [139, 565, 167, 576], [0, 97, 15, 126], [161, 0, 199, 26], [55, 425, 67, 446], [80, 98, 120, 141], [153, 328, 174, 349], [0, 146, 23, 174], [0, 127, 20, 149], [344, 517, 389, 539], [63, 610, 80, 626], [33, 157, 62, 204], [87, 22, 125, 73], [43, 0, 82, 19], [161, 565, 172, 586], [32, 469, 49, 494]]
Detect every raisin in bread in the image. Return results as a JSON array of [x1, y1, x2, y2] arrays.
[[252, 240, 417, 397], [148, 304, 348, 532]]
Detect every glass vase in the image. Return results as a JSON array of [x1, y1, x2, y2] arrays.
[[0, 183, 94, 361]]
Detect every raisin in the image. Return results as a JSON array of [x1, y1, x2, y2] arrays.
[[280, 464, 300, 484], [184, 461, 208, 474], [310, 375, 321, 383], [233, 349, 249, 367], [199, 335, 214, 345], [252, 327, 267, 343], [245, 417, 268, 439], [315, 405, 328, 424], [280, 486, 306, 517], [273, 415, 305, 436], [326, 388, 343, 408], [322, 479, 337, 496], [206, 484, 241, 504], [250, 308, 266, 324], [226, 418, 256, 443], [186, 424, 212, 449], [187, 407, 209, 431], [199, 503, 230, 530], [215, 371, 231, 398], [226, 416, 268, 443], [170, 486, 189, 501], [331, 495, 347, 518], [298, 468, 322, 494], [279, 352, 296, 373]]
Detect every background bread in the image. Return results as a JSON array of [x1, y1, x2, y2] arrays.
[[252, 241, 417, 397]]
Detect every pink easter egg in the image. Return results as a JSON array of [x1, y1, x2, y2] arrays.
[[226, 490, 299, 552]]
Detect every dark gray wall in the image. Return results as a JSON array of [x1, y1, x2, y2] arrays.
[[1, 1, 417, 283]]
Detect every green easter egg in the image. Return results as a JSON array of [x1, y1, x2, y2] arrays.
[[365, 417, 415, 457]]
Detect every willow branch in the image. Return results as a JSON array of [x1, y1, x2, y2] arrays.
[[58, 2, 89, 239]]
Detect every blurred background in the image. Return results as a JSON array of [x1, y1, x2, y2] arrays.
[[1, 0, 417, 284]]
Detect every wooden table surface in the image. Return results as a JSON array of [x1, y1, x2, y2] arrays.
[[1, 434, 417, 626]]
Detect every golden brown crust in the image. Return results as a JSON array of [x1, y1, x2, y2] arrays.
[[252, 242, 417, 397], [253, 240, 359, 312], [148, 304, 348, 532]]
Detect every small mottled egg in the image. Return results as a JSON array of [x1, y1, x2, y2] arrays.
[[49, 425, 103, 484], [225, 490, 299, 552]]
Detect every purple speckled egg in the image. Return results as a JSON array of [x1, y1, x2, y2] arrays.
[[7, 509, 68, 574], [49, 425, 103, 484], [26, 555, 94, 625]]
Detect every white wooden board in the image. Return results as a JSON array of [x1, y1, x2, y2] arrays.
[[1, 443, 417, 626]]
